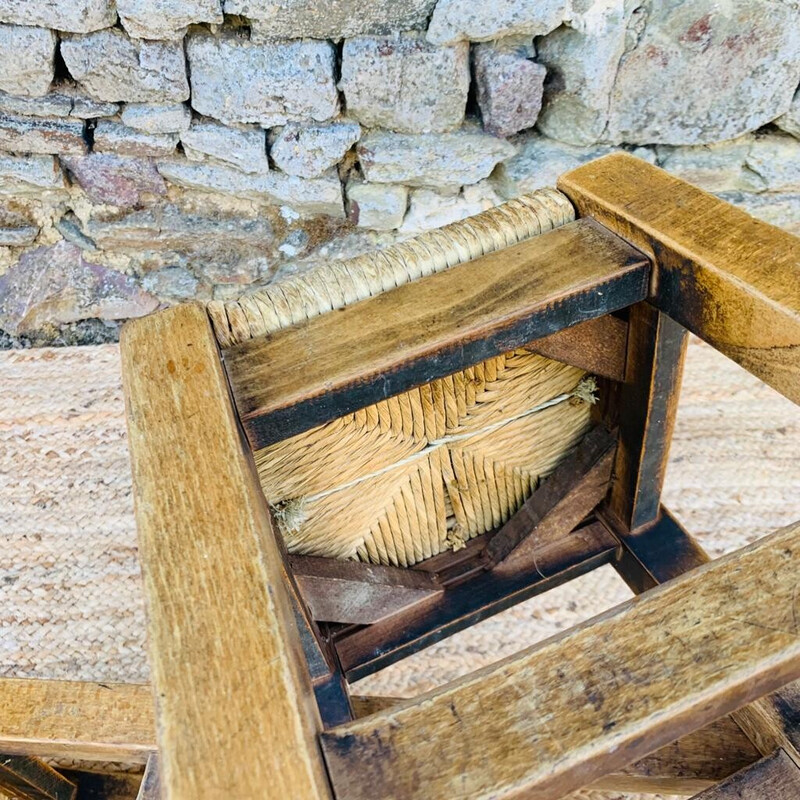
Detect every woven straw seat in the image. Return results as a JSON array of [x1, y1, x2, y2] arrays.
[[208, 189, 593, 567]]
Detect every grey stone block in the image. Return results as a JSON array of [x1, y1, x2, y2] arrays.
[[271, 120, 361, 178], [93, 120, 179, 158], [118, 0, 223, 41], [0, 113, 86, 156], [0, 0, 116, 33], [0, 25, 56, 98], [181, 120, 269, 174], [120, 103, 191, 134]]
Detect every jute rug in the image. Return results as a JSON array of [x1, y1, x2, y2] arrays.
[[1, 336, 798, 800]]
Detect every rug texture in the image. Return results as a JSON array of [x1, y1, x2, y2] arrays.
[[1, 336, 798, 800]]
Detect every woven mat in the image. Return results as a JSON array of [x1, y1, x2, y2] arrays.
[[1, 336, 798, 800]]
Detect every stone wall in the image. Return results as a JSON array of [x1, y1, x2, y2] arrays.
[[0, 0, 798, 345]]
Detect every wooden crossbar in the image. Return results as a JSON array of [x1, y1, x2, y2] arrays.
[[559, 153, 800, 405], [223, 218, 650, 449], [321, 520, 800, 800], [692, 749, 800, 799]]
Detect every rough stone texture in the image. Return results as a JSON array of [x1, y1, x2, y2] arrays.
[[400, 180, 504, 233], [62, 153, 166, 208], [121, 103, 191, 134], [118, 0, 223, 40], [0, 0, 116, 33], [657, 137, 757, 194], [358, 127, 516, 190], [0, 224, 38, 246], [745, 133, 800, 193], [0, 242, 158, 336], [776, 88, 800, 139], [237, 0, 436, 38], [346, 178, 407, 230], [0, 155, 64, 194], [474, 44, 546, 137], [61, 30, 189, 104], [340, 34, 469, 134], [181, 120, 268, 174], [142, 266, 203, 302], [492, 131, 654, 197], [93, 121, 178, 158], [607, 0, 800, 145], [0, 25, 56, 98], [0, 86, 119, 119], [157, 158, 345, 218], [427, 0, 565, 45], [187, 33, 339, 127], [536, 0, 629, 146], [271, 120, 361, 178], [0, 114, 86, 156]]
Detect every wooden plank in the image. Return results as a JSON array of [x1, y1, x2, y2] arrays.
[[526, 313, 628, 382], [120, 304, 331, 800], [606, 508, 800, 771], [290, 555, 443, 625], [692, 749, 800, 799], [559, 152, 800, 404], [335, 522, 617, 681], [0, 678, 154, 763], [485, 425, 616, 567], [321, 520, 800, 800], [135, 756, 159, 800], [223, 218, 650, 449], [0, 757, 76, 800], [605, 302, 687, 532]]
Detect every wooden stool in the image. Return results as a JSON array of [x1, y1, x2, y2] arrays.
[[1, 153, 798, 800]]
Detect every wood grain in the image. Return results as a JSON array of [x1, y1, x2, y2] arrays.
[[0, 678, 155, 763], [606, 303, 688, 532], [223, 218, 650, 449], [0, 756, 76, 800], [525, 314, 628, 381], [559, 152, 800, 404], [486, 425, 616, 568], [290, 555, 442, 625], [322, 520, 800, 800], [336, 522, 619, 681], [120, 304, 331, 800], [692, 749, 800, 799], [135, 756, 159, 800]]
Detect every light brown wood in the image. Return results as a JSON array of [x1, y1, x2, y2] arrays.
[[120, 304, 331, 800], [526, 314, 628, 382], [223, 218, 650, 448], [559, 153, 800, 404], [692, 748, 800, 799], [136, 755, 159, 800], [290, 555, 443, 625], [321, 520, 800, 800], [0, 678, 154, 763], [0, 756, 76, 800]]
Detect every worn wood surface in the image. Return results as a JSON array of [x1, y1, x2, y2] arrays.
[[336, 522, 616, 680], [120, 304, 331, 800], [605, 302, 687, 532], [290, 555, 442, 625], [135, 756, 159, 800], [692, 749, 800, 799], [525, 314, 628, 381], [0, 756, 76, 800], [486, 425, 616, 568], [0, 678, 154, 763], [322, 520, 800, 800], [224, 218, 650, 448], [559, 152, 800, 404], [606, 508, 800, 773]]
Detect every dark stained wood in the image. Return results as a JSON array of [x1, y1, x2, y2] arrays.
[[0, 756, 76, 800], [605, 302, 687, 532], [290, 555, 442, 625], [692, 749, 800, 799], [136, 756, 159, 800], [59, 771, 143, 800], [593, 717, 760, 795], [223, 218, 650, 449], [335, 522, 618, 681], [559, 152, 800, 405], [526, 313, 628, 382], [485, 425, 616, 568], [322, 521, 800, 800]]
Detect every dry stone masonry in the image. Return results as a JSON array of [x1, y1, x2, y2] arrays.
[[0, 0, 797, 344]]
